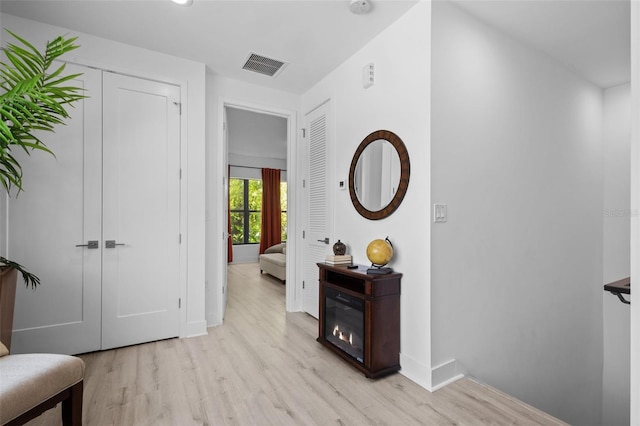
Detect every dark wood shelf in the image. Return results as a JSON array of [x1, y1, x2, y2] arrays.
[[604, 277, 630, 305], [317, 263, 401, 378]]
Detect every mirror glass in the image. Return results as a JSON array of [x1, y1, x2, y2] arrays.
[[353, 139, 401, 211], [349, 130, 410, 220]]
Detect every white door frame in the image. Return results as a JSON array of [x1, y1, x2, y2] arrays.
[[214, 97, 300, 323]]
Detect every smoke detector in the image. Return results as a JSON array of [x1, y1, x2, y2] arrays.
[[349, 0, 372, 15]]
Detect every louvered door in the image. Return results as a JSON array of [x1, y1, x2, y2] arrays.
[[303, 101, 332, 318]]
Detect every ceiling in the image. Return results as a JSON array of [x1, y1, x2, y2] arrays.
[[454, 0, 630, 89], [0, 0, 630, 94], [0, 0, 419, 94]]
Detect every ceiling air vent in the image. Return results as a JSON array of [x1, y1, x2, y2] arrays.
[[242, 53, 286, 77]]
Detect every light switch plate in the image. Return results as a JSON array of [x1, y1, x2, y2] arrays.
[[434, 204, 447, 223]]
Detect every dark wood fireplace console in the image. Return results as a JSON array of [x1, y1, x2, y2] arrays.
[[317, 263, 401, 378]]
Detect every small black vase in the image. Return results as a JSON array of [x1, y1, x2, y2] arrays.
[[333, 240, 346, 255]]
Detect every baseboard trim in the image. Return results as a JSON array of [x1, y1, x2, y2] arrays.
[[183, 320, 208, 338], [431, 359, 465, 391], [399, 354, 466, 392], [399, 353, 432, 390]]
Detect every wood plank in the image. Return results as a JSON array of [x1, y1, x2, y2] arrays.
[[25, 262, 566, 426]]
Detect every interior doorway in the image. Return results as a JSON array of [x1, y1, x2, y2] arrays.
[[212, 100, 299, 325]]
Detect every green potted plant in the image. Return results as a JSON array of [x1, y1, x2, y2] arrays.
[[0, 30, 85, 351]]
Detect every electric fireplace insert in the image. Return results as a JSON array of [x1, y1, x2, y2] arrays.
[[323, 286, 365, 363], [317, 263, 401, 378]]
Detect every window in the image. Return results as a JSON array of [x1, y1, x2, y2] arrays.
[[230, 178, 262, 244], [229, 178, 288, 244]]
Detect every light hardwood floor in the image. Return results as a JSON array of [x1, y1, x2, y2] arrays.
[[28, 263, 566, 425]]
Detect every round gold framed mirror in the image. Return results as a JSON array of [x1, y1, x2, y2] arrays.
[[348, 130, 410, 220]]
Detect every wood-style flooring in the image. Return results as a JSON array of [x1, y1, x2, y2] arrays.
[[27, 263, 565, 425]]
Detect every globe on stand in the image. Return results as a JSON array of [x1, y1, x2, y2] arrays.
[[366, 237, 394, 275]]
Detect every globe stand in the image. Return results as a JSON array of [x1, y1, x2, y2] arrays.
[[366, 237, 394, 275], [366, 264, 394, 275]]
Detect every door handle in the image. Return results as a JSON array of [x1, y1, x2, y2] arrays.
[[105, 240, 126, 248], [75, 240, 99, 249], [317, 237, 329, 244]]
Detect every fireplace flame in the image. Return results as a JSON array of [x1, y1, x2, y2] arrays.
[[332, 324, 355, 347]]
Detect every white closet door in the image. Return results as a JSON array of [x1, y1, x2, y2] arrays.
[[8, 64, 103, 355], [303, 101, 332, 318], [101, 72, 181, 350]]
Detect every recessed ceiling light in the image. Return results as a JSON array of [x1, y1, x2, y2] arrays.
[[171, 0, 193, 6], [349, 0, 372, 15]]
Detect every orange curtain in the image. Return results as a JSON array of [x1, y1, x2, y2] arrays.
[[227, 165, 233, 263], [259, 168, 282, 254]]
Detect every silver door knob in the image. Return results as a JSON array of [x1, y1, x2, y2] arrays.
[[317, 237, 329, 244], [75, 240, 99, 249], [105, 240, 126, 248]]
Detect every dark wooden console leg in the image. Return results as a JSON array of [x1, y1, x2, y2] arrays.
[[62, 381, 83, 426]]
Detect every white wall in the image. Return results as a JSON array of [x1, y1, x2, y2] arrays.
[[431, 3, 603, 424], [1, 13, 208, 338], [602, 83, 631, 426], [604, 84, 632, 283], [630, 3, 640, 424], [206, 74, 299, 326], [301, 1, 432, 389], [227, 107, 287, 161]]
